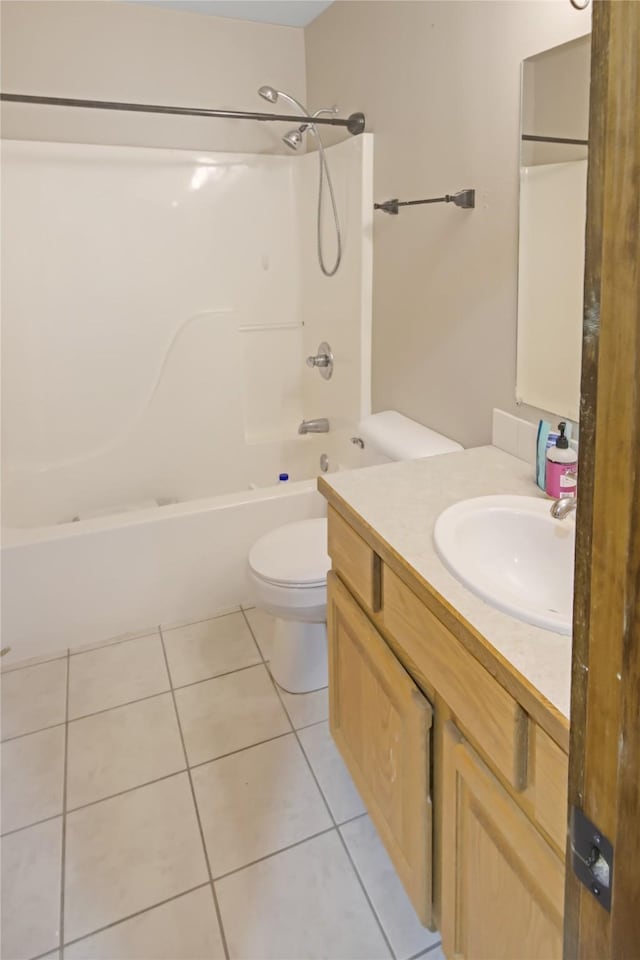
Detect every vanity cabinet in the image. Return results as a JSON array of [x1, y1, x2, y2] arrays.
[[324, 502, 568, 960], [440, 723, 564, 960], [327, 570, 433, 925]]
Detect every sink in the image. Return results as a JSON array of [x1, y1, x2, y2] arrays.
[[433, 495, 574, 634]]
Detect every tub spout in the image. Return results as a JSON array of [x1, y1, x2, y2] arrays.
[[298, 418, 329, 435]]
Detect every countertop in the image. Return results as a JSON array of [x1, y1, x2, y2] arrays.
[[319, 445, 572, 736]]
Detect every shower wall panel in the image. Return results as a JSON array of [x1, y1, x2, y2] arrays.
[[1, 140, 303, 525]]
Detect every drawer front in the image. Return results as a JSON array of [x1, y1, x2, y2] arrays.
[[383, 567, 528, 790], [327, 506, 381, 612], [328, 571, 433, 925], [534, 726, 569, 854]]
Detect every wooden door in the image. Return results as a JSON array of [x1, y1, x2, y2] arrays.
[[327, 570, 433, 925], [441, 722, 564, 960], [565, 1, 640, 956]]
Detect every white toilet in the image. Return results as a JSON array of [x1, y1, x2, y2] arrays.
[[248, 411, 463, 694]]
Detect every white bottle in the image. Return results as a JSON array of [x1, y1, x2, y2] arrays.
[[545, 423, 577, 499]]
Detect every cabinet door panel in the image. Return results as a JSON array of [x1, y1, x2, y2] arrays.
[[328, 571, 433, 925], [441, 722, 564, 960]]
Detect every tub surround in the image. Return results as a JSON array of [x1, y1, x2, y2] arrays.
[[318, 444, 571, 746]]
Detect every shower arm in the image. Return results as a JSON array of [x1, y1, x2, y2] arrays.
[[0, 92, 366, 136]]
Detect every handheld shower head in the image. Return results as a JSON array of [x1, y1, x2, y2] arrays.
[[258, 85, 279, 104]]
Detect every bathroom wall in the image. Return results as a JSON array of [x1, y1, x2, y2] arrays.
[[305, 1, 591, 448], [0, 0, 305, 153]]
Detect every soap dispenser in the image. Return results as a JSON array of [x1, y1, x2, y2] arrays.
[[545, 422, 577, 499]]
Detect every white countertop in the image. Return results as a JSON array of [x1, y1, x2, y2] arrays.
[[322, 445, 572, 721]]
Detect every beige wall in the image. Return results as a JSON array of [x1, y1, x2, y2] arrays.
[[305, 1, 591, 447], [1, 1, 306, 153]]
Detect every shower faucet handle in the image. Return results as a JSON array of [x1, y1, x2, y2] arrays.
[[305, 342, 333, 380]]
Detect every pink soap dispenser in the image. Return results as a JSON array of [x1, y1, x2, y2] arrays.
[[545, 422, 577, 499]]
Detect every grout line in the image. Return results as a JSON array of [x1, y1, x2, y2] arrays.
[[407, 943, 443, 960], [170, 659, 264, 694], [159, 626, 230, 960], [60, 882, 211, 951], [59, 651, 71, 956], [1, 811, 63, 840], [68, 627, 161, 658], [65, 768, 188, 816], [1, 651, 69, 675], [188, 729, 294, 772], [242, 610, 397, 960], [160, 606, 245, 635], [212, 824, 338, 883], [67, 688, 172, 725], [1, 720, 67, 745]]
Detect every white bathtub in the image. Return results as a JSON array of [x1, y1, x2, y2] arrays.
[[1, 433, 381, 666], [1, 479, 326, 666]]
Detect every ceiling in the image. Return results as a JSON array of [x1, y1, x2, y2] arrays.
[[130, 1, 333, 27]]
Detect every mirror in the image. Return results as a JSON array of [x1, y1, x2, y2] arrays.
[[516, 35, 590, 423]]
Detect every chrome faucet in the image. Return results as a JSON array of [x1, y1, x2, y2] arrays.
[[298, 418, 329, 435], [550, 472, 578, 519]]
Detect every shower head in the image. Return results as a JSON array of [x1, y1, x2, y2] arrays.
[[258, 85, 279, 105], [282, 127, 305, 150], [257, 85, 310, 118]]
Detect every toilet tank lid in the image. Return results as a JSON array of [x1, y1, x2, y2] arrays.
[[249, 518, 330, 587], [357, 410, 463, 461]]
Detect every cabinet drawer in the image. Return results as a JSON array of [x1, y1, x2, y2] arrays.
[[328, 571, 433, 925], [327, 506, 381, 612], [534, 726, 569, 854], [383, 568, 528, 790]]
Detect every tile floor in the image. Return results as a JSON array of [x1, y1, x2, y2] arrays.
[[1, 608, 444, 960]]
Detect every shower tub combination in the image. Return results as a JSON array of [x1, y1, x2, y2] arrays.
[[1, 96, 373, 664]]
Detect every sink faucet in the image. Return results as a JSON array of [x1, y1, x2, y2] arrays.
[[298, 418, 329, 435], [550, 472, 578, 519]]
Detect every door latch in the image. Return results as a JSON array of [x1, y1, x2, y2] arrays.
[[570, 805, 613, 911]]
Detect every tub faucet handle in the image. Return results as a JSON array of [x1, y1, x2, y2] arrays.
[[305, 341, 333, 380]]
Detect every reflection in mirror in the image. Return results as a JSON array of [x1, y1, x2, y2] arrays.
[[516, 35, 590, 423]]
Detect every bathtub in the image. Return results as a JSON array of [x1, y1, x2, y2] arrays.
[[1, 433, 378, 666]]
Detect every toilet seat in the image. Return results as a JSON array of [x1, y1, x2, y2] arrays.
[[248, 518, 329, 589]]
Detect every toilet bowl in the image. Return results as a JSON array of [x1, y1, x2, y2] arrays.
[[248, 518, 330, 694], [247, 411, 463, 695]]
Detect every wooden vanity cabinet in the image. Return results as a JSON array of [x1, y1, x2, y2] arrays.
[[325, 503, 569, 960], [440, 723, 564, 960], [327, 571, 433, 925]]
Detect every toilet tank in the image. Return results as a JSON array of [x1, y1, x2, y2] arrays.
[[356, 410, 463, 464]]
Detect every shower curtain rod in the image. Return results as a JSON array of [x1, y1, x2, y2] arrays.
[[0, 92, 366, 135]]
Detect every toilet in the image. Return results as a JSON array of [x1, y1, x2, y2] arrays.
[[248, 411, 463, 694]]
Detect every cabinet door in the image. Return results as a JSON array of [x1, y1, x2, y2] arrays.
[[441, 722, 564, 960], [327, 571, 433, 925]]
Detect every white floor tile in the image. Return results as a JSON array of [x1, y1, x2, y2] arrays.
[[64, 886, 225, 960], [244, 608, 276, 661], [0, 817, 62, 959], [193, 734, 331, 877], [216, 830, 390, 960], [1, 726, 65, 834], [419, 947, 445, 960], [1, 658, 67, 740], [163, 613, 260, 688], [340, 816, 441, 960], [298, 721, 366, 823], [68, 634, 169, 720], [277, 684, 329, 729], [175, 664, 290, 766], [66, 694, 185, 809], [64, 774, 208, 942]]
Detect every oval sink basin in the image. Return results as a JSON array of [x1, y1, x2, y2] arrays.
[[434, 495, 575, 634]]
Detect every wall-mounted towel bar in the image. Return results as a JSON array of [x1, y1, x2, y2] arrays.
[[374, 189, 475, 215]]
